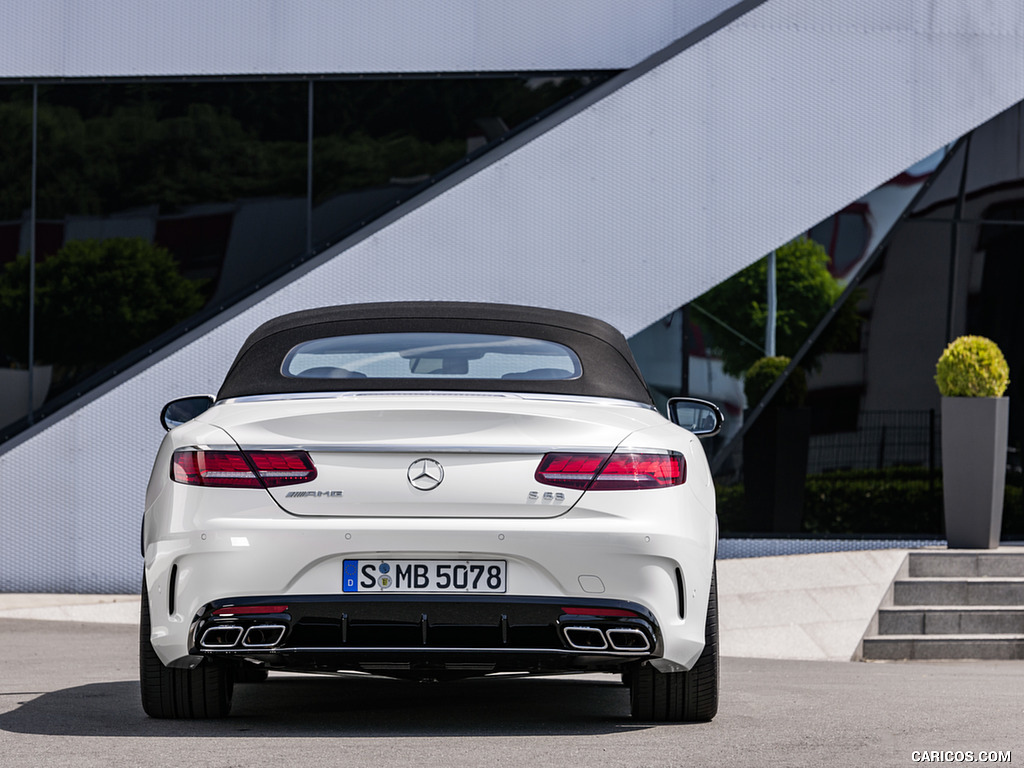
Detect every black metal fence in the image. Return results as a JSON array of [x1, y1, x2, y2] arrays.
[[808, 410, 939, 474]]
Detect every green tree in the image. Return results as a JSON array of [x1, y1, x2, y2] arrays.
[[0, 238, 206, 376], [694, 237, 860, 377], [0, 97, 33, 219]]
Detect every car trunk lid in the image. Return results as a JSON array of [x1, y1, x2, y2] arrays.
[[209, 393, 656, 518]]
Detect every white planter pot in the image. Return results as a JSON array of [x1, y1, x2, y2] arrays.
[[940, 396, 1009, 549]]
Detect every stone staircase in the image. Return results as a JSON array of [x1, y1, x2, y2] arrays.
[[859, 550, 1024, 660]]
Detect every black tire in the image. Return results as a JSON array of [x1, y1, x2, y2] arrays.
[[139, 580, 234, 718], [629, 564, 719, 722]]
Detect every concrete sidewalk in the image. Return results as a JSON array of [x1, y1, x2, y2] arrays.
[[0, 549, 916, 661], [0, 593, 141, 624], [718, 548, 907, 660]]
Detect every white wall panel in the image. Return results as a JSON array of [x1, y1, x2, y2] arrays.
[[4, 0, 1024, 592], [0, 0, 738, 76]]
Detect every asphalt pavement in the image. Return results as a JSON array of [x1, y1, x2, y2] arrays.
[[0, 617, 1020, 768]]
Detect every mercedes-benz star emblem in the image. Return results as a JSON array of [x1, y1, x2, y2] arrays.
[[407, 458, 444, 491]]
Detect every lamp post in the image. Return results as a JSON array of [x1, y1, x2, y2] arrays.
[[765, 249, 777, 357]]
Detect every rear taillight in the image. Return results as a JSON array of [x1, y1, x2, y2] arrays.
[[534, 454, 608, 490], [171, 449, 317, 488], [589, 452, 685, 489], [247, 451, 318, 487], [535, 451, 684, 490]]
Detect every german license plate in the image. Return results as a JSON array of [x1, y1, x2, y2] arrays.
[[342, 560, 507, 593]]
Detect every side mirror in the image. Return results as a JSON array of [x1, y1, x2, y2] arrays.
[[667, 397, 724, 437], [160, 395, 215, 431]]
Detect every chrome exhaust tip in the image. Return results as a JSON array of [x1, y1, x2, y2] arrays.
[[606, 627, 651, 651], [563, 626, 608, 650], [241, 624, 287, 648], [200, 625, 243, 648]]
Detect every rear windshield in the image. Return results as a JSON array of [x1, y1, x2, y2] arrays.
[[281, 333, 582, 381]]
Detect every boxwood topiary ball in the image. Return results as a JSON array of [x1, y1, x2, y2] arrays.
[[934, 335, 1009, 397], [744, 356, 807, 408]]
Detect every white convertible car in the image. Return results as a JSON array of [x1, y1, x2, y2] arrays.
[[141, 302, 722, 721]]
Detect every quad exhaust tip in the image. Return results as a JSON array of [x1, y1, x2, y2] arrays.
[[606, 627, 651, 651], [199, 624, 287, 649], [563, 626, 608, 650], [200, 625, 243, 648], [242, 624, 287, 648], [563, 626, 651, 652]]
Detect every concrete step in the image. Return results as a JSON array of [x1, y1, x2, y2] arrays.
[[893, 577, 1024, 606], [878, 606, 1024, 635], [861, 634, 1024, 661], [909, 551, 1024, 578]]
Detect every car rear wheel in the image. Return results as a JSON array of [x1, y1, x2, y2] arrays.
[[629, 564, 718, 722], [139, 579, 234, 718]]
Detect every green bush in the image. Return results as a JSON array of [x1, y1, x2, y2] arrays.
[[935, 335, 1010, 397], [0, 237, 206, 373], [716, 467, 1024, 537], [744, 356, 807, 408], [801, 469, 943, 535], [714, 483, 748, 533]]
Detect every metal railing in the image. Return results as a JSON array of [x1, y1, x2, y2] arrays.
[[808, 410, 939, 474]]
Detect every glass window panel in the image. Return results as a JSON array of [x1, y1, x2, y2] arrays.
[[27, 82, 308, 409], [0, 75, 609, 445], [630, 149, 952, 535], [310, 77, 601, 252], [962, 101, 1024, 221], [283, 333, 582, 381], [0, 85, 33, 434], [965, 221, 1024, 477], [705, 222, 955, 536], [911, 140, 966, 220], [807, 146, 947, 283], [636, 104, 1024, 538]]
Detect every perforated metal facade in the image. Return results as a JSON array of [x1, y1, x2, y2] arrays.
[[3, 0, 1024, 591]]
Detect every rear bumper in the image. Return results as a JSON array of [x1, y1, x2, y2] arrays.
[[143, 500, 716, 672], [188, 594, 661, 678]]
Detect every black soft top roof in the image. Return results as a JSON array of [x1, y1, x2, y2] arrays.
[[217, 302, 653, 405]]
